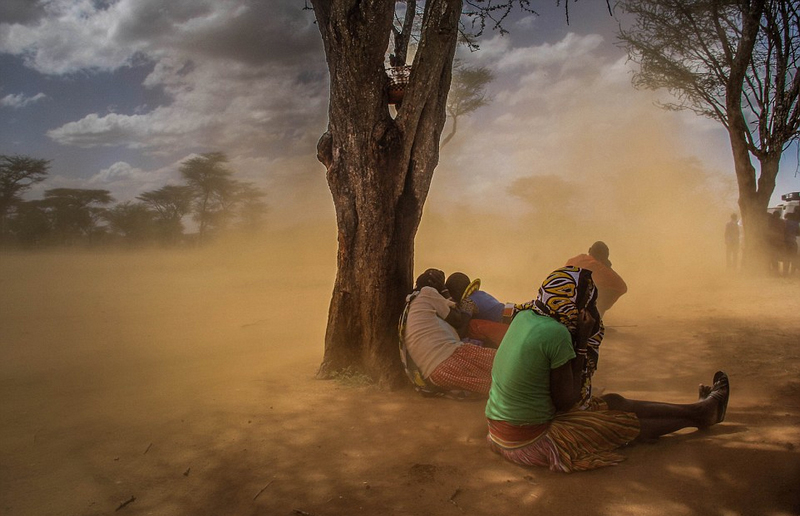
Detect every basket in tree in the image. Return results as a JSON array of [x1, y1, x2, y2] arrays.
[[386, 65, 411, 105]]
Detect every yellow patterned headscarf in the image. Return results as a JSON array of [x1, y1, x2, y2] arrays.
[[516, 266, 604, 409]]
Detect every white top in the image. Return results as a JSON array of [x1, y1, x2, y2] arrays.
[[404, 286, 461, 377]]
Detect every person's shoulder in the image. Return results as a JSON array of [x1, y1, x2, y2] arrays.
[[418, 286, 440, 296], [565, 253, 584, 265], [520, 314, 572, 355], [536, 313, 571, 334], [516, 311, 569, 335], [566, 253, 598, 270], [410, 286, 437, 304], [417, 286, 454, 306]]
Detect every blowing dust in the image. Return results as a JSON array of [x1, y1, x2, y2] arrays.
[[1, 188, 798, 515], [1, 78, 798, 515], [417, 92, 739, 318]]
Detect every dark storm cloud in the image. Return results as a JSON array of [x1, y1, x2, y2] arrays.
[[0, 0, 324, 76], [112, 1, 219, 45], [114, 0, 323, 68], [0, 0, 46, 25]]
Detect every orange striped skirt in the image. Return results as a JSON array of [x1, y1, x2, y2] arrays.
[[487, 398, 640, 473]]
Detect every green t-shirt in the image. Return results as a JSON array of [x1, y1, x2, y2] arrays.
[[485, 310, 575, 425]]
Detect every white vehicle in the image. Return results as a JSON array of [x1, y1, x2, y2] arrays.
[[768, 192, 800, 250], [768, 191, 800, 219]]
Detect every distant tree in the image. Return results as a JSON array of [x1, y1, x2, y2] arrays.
[[0, 154, 50, 239], [43, 188, 113, 245], [179, 152, 238, 242], [9, 199, 53, 245], [137, 185, 193, 244], [104, 201, 157, 243], [233, 182, 268, 233], [441, 60, 494, 148], [618, 0, 800, 267]]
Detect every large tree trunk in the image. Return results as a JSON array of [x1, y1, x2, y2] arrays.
[[311, 0, 461, 387], [738, 153, 781, 269], [725, 0, 768, 271], [728, 127, 765, 269]]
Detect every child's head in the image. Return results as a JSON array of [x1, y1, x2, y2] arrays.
[[445, 272, 471, 303]]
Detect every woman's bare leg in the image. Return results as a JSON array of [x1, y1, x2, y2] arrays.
[[600, 373, 729, 440]]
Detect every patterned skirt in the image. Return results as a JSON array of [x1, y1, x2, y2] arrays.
[[487, 399, 640, 473], [428, 344, 496, 394]]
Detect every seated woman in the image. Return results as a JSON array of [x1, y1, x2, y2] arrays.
[[399, 269, 496, 396], [484, 266, 729, 472]]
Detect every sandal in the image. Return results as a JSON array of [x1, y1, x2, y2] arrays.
[[709, 371, 730, 423]]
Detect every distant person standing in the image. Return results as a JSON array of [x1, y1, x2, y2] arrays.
[[565, 241, 627, 316], [725, 213, 740, 270]]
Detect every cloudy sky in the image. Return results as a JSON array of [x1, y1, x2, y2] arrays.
[[1, 0, 797, 226]]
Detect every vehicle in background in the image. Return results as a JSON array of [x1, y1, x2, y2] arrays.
[[768, 192, 800, 250], [768, 192, 800, 219]]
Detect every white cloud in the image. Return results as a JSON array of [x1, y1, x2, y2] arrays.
[[513, 15, 539, 30], [496, 33, 604, 72], [3, 0, 327, 157], [0, 0, 144, 74], [465, 35, 512, 66], [0, 92, 47, 108], [87, 160, 180, 201], [23, 159, 180, 203], [46, 57, 328, 156]]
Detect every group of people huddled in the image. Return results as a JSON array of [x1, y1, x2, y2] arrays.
[[399, 242, 730, 473]]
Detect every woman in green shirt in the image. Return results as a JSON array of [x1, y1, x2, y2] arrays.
[[485, 266, 729, 472]]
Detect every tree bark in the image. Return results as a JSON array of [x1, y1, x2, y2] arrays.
[[725, 0, 768, 271], [311, 0, 461, 387]]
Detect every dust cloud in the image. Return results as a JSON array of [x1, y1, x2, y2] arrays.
[[2, 199, 799, 515], [418, 87, 739, 317], [1, 77, 797, 515]]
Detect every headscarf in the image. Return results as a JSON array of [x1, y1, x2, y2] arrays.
[[414, 268, 446, 293], [515, 266, 604, 409]]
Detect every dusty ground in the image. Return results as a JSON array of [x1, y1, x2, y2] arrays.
[[1, 236, 799, 516]]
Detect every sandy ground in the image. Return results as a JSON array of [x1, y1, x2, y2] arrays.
[[1, 238, 799, 516]]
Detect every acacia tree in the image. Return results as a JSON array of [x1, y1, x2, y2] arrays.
[[618, 0, 800, 266], [441, 60, 495, 148], [309, 0, 533, 386], [180, 152, 238, 242], [138, 185, 193, 244], [103, 201, 157, 243], [43, 188, 113, 244], [0, 154, 50, 239], [9, 199, 53, 245]]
